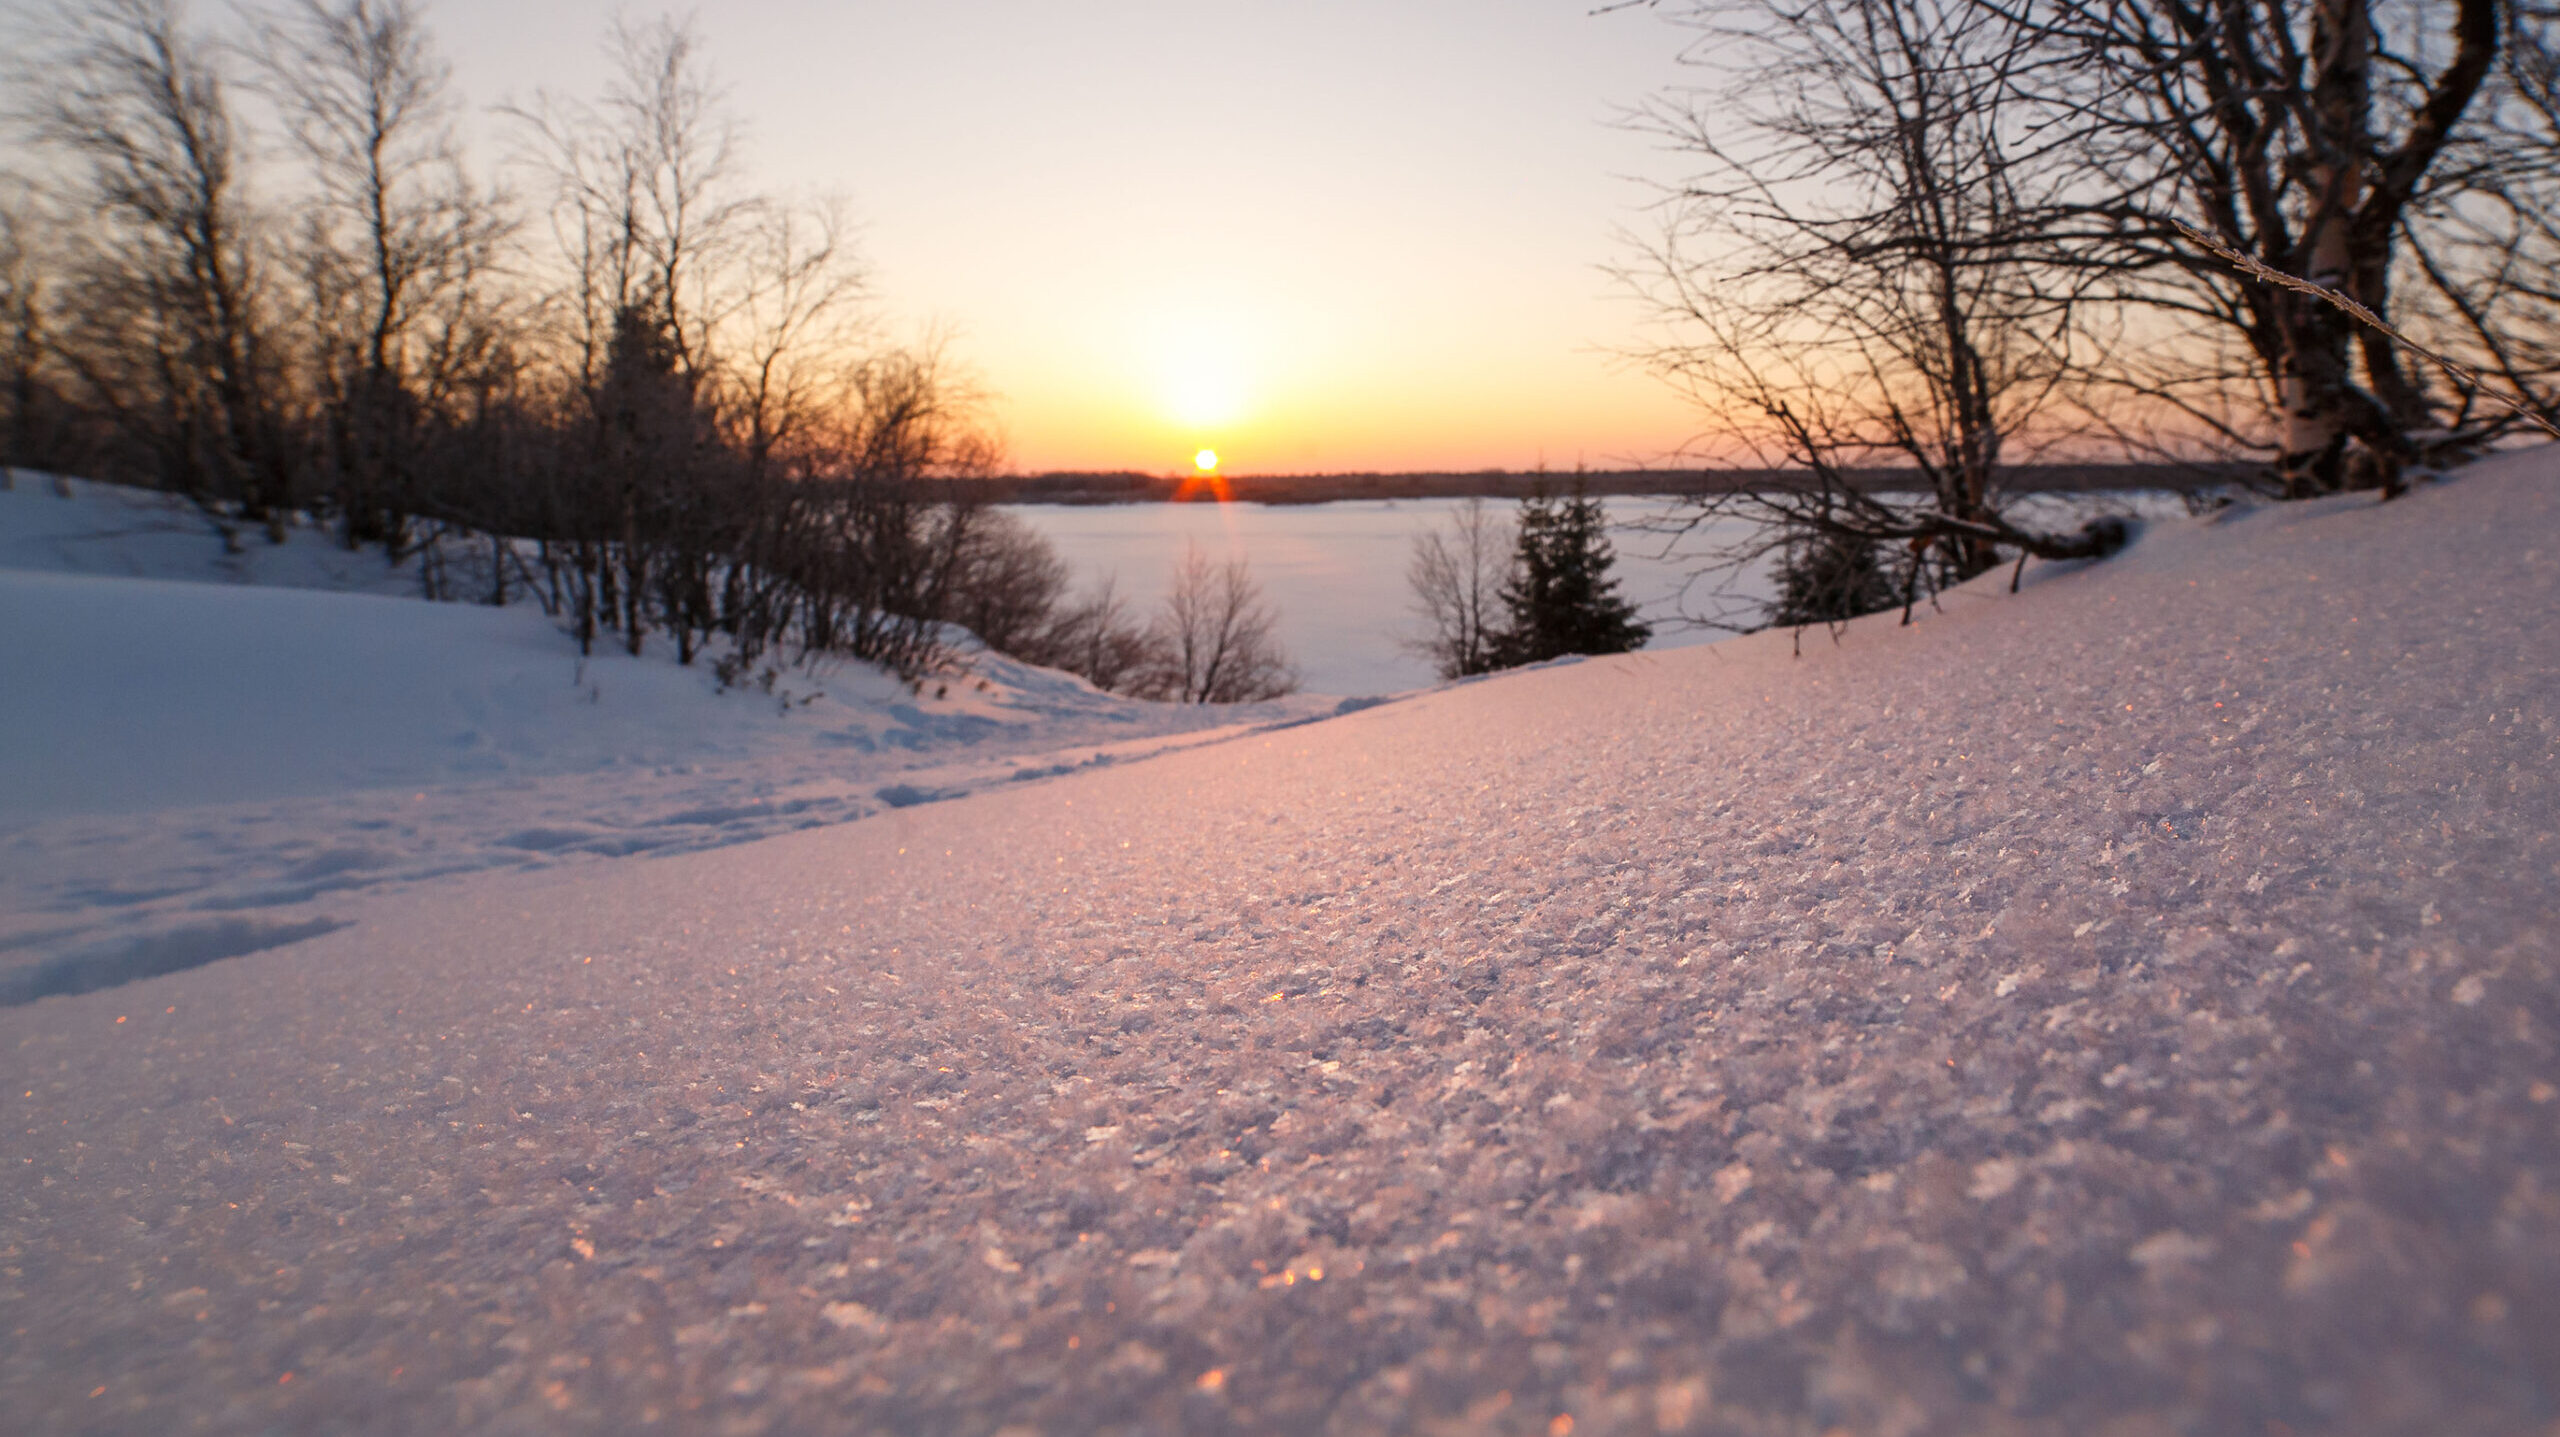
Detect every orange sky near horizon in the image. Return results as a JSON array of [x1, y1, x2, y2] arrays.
[[401, 0, 1715, 477], [1000, 318, 1711, 476]]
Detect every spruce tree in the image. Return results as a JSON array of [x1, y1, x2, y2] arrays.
[[1491, 484, 1650, 666]]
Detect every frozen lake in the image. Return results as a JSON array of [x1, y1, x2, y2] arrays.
[[1008, 493, 2194, 695]]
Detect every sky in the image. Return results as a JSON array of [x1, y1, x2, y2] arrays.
[[410, 0, 1714, 475]]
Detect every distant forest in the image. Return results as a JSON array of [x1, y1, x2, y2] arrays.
[[955, 464, 2257, 507]]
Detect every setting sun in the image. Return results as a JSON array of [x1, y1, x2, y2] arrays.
[[1194, 448, 1219, 473]]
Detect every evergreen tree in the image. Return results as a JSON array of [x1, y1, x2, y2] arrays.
[[1491, 483, 1650, 666]]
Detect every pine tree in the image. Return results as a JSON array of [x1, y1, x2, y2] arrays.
[[1490, 483, 1650, 666]]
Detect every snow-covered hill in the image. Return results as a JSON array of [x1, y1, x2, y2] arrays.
[[0, 474, 1364, 996], [3, 453, 2556, 1434]]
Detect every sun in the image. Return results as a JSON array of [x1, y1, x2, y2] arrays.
[[1175, 445, 1233, 502]]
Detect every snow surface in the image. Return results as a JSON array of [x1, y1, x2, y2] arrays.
[[0, 474, 1359, 993], [1013, 498, 1732, 696], [4, 454, 2559, 1434], [1013, 491, 2203, 695]]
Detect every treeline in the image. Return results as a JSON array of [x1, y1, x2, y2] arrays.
[[0, 0, 1293, 698], [942, 463, 2251, 507]]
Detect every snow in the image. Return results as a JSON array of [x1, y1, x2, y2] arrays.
[[0, 475, 1355, 992], [0, 469, 428, 595], [1012, 497, 1733, 695], [1013, 491, 2208, 693], [4, 453, 2558, 1433]]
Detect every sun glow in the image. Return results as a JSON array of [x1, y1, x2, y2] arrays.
[[1004, 277, 1697, 474], [1149, 308, 1254, 431], [1164, 360, 1247, 428], [1175, 446, 1233, 502]]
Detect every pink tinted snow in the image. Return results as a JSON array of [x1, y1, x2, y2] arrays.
[[5, 451, 2558, 1433], [0, 477, 1347, 976]]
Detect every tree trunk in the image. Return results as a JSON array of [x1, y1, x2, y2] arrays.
[[2278, 0, 2374, 496]]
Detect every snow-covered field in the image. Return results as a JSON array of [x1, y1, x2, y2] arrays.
[[1012, 497, 1736, 695], [0, 475, 1359, 1000], [4, 454, 2557, 1434], [1011, 490, 2201, 694]]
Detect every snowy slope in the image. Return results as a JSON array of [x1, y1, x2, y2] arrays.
[[4, 452, 2558, 1434], [0, 474, 1364, 991], [0, 470, 428, 594]]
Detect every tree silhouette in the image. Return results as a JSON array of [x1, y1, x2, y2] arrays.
[[1492, 486, 1649, 666]]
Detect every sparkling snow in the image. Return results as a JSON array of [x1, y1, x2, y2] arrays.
[[3, 453, 2556, 1434]]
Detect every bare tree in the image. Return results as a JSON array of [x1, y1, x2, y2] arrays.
[[2009, 0, 2509, 495], [707, 339, 1003, 678], [1406, 496, 1514, 680], [510, 15, 753, 390], [945, 507, 1071, 657], [0, 195, 76, 473], [1026, 573, 1165, 694], [2384, 2, 2560, 439], [10, 0, 288, 520], [1626, 0, 2128, 632], [726, 197, 867, 482], [1138, 543, 1298, 704], [504, 18, 756, 660], [250, 0, 510, 547]]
